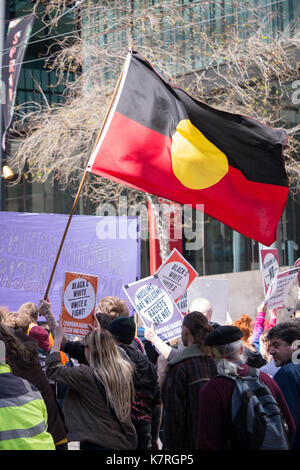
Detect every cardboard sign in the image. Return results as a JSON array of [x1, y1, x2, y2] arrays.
[[176, 291, 188, 316], [265, 267, 299, 310], [123, 274, 183, 343], [260, 248, 280, 294], [187, 277, 229, 325], [61, 271, 98, 337], [156, 248, 198, 302]]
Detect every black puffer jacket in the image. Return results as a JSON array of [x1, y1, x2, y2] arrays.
[[244, 346, 267, 368]]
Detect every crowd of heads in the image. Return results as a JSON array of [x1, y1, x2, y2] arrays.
[[0, 291, 300, 450], [1, 294, 300, 370]]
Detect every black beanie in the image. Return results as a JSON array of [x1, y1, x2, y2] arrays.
[[106, 317, 136, 344], [205, 325, 243, 346]]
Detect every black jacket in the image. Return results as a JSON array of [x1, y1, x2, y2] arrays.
[[244, 346, 267, 368]]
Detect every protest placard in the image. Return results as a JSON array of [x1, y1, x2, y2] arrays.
[[61, 271, 98, 337], [187, 277, 229, 325], [265, 267, 299, 310], [123, 274, 183, 342], [260, 248, 280, 294], [156, 248, 198, 302], [176, 291, 188, 316]]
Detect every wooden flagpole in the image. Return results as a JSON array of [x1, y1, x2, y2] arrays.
[[44, 57, 129, 300]]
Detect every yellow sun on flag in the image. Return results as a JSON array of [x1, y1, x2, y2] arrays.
[[171, 119, 229, 189]]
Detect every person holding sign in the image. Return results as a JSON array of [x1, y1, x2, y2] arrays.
[[144, 297, 215, 362], [45, 325, 137, 450], [96, 296, 144, 354], [252, 301, 278, 353]]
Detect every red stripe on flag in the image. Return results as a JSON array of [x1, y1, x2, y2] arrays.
[[90, 112, 288, 246]]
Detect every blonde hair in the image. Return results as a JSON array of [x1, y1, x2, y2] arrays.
[[84, 329, 134, 422], [4, 311, 31, 333], [18, 302, 38, 322], [212, 339, 245, 377], [97, 296, 130, 320]]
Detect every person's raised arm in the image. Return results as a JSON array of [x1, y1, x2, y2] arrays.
[[144, 323, 172, 360], [267, 308, 278, 330], [38, 299, 69, 349], [252, 301, 267, 352], [38, 299, 58, 337], [50, 325, 65, 353]]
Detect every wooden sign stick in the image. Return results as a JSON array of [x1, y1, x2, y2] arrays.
[[44, 56, 129, 300]]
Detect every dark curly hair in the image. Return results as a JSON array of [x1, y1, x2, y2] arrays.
[[266, 321, 300, 345], [0, 323, 37, 369]]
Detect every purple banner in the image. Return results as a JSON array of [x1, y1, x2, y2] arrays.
[[123, 274, 183, 342], [0, 212, 140, 319]]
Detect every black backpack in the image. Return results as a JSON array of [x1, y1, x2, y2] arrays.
[[218, 367, 289, 450]]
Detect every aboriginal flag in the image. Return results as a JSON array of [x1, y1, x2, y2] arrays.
[[87, 51, 289, 246]]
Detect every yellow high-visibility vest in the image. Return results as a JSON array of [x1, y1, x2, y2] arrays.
[[0, 363, 55, 450]]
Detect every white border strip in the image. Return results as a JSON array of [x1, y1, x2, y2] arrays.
[[86, 52, 132, 171]]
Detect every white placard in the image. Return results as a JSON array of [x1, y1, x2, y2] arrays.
[[63, 277, 96, 319], [123, 274, 184, 343], [156, 248, 198, 302], [260, 248, 280, 294], [187, 277, 229, 325], [176, 291, 188, 316], [265, 267, 299, 310]]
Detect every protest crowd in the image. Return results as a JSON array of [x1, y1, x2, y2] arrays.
[[1, 4, 300, 455], [0, 291, 300, 452]]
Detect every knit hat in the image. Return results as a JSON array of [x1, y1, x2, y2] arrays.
[[107, 317, 136, 344], [205, 325, 243, 346], [28, 325, 50, 353], [96, 313, 111, 329]]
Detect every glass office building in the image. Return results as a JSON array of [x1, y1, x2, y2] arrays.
[[3, 0, 79, 216], [3, 1, 300, 278]]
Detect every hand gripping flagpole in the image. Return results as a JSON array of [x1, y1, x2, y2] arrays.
[[43, 53, 131, 300]]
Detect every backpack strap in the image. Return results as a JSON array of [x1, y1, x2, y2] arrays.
[[215, 373, 238, 381], [188, 377, 210, 386]]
